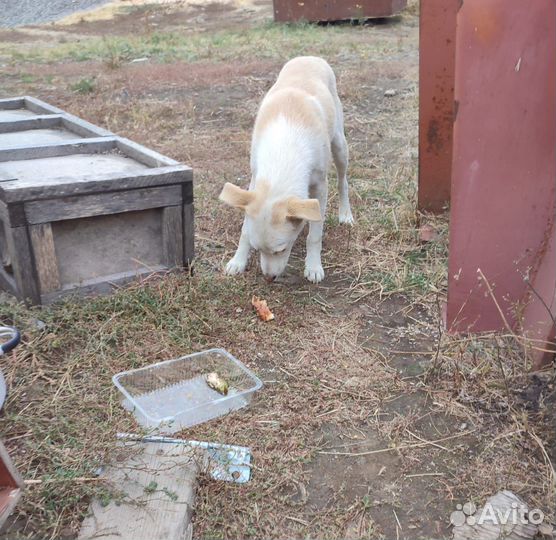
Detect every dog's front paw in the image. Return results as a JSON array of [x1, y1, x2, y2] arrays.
[[339, 207, 355, 225], [225, 257, 247, 275], [304, 264, 325, 283]]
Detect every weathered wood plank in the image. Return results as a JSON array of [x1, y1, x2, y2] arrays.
[[0, 267, 17, 297], [0, 201, 8, 223], [78, 441, 198, 540], [183, 202, 195, 266], [29, 224, 60, 294], [59, 116, 112, 138], [25, 185, 182, 224], [5, 204, 26, 228], [0, 115, 62, 133], [162, 206, 184, 267], [23, 96, 66, 115], [0, 170, 17, 184], [11, 98, 112, 137], [116, 137, 180, 168], [0, 137, 116, 162], [5, 226, 40, 304], [0, 166, 192, 203], [0, 97, 25, 110]]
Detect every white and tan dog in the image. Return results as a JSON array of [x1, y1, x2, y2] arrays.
[[219, 56, 353, 283]]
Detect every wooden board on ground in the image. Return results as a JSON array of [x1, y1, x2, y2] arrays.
[[78, 442, 199, 540]]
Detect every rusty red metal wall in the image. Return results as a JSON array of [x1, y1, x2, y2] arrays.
[[272, 0, 407, 22], [446, 0, 556, 364], [417, 0, 458, 213]]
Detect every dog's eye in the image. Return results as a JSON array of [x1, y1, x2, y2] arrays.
[[273, 248, 286, 255]]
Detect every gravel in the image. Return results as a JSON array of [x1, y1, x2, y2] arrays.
[[0, 0, 110, 28]]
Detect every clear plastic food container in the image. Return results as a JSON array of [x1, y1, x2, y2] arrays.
[[112, 349, 263, 433]]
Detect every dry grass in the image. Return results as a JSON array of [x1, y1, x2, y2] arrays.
[[0, 2, 553, 539]]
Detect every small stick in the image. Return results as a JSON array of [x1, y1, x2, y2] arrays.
[[318, 430, 476, 457], [24, 477, 104, 485], [529, 430, 555, 489], [285, 516, 310, 526], [393, 508, 402, 531], [405, 429, 451, 452], [405, 472, 444, 478]]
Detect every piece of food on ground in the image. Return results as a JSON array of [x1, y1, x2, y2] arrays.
[[251, 295, 275, 322], [206, 372, 229, 395]]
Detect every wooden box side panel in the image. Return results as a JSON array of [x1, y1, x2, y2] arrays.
[[51, 209, 166, 287]]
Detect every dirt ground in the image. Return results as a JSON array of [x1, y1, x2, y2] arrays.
[[0, 1, 554, 539]]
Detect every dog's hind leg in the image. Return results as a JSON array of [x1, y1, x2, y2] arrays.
[[332, 130, 354, 225], [225, 218, 251, 275], [304, 178, 328, 283]]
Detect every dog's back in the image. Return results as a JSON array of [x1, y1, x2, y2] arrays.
[[253, 56, 340, 143]]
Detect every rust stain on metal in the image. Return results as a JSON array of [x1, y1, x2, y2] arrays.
[[426, 119, 442, 154], [453, 100, 459, 121]]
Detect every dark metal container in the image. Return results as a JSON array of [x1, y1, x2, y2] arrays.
[[272, 0, 407, 23]]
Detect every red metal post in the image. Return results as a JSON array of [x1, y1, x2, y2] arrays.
[[446, 0, 556, 365], [417, 0, 459, 213]]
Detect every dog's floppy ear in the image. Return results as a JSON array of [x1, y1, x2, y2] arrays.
[[219, 182, 256, 210], [286, 197, 322, 222]]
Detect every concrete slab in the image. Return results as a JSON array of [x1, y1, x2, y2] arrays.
[[78, 441, 198, 540], [0, 128, 81, 147], [0, 152, 149, 187]]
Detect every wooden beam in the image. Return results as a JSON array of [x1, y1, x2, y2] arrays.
[[25, 185, 182, 225], [0, 137, 116, 162], [5, 226, 40, 304], [183, 203, 195, 266], [0, 97, 25, 110], [0, 115, 62, 133], [116, 137, 180, 168], [162, 206, 184, 267], [0, 166, 192, 204], [22, 97, 114, 136], [23, 96, 65, 115], [29, 224, 60, 294]]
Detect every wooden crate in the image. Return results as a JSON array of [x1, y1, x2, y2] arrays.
[[0, 97, 193, 305]]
